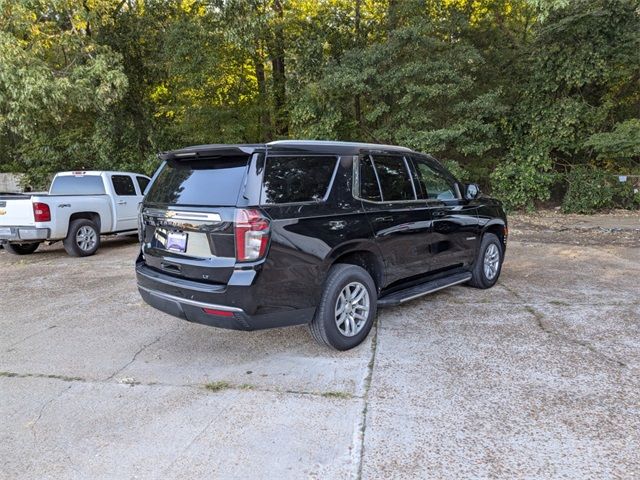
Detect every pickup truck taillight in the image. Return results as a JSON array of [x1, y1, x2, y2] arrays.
[[234, 209, 270, 262], [32, 202, 51, 222]]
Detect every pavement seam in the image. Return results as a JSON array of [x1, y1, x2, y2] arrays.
[[356, 318, 380, 480], [0, 370, 365, 399], [501, 283, 628, 368]]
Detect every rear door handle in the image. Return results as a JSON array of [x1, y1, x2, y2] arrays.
[[117, 200, 127, 205], [433, 211, 446, 218], [375, 216, 393, 222]]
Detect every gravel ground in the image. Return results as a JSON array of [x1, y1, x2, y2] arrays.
[[509, 209, 640, 247], [0, 213, 638, 479]]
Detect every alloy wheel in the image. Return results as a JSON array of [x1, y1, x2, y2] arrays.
[[334, 281, 370, 337], [483, 243, 500, 280], [76, 226, 97, 252]]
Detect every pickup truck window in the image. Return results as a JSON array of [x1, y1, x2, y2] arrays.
[[111, 175, 137, 196], [50, 176, 106, 195], [136, 176, 150, 195]]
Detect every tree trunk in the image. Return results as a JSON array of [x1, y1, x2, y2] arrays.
[[354, 0, 363, 137], [271, 0, 288, 137], [387, 0, 398, 33], [254, 52, 271, 141]]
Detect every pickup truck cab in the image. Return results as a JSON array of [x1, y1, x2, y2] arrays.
[[0, 171, 150, 256]]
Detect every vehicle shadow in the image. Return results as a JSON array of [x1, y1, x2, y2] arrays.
[[0, 235, 140, 262]]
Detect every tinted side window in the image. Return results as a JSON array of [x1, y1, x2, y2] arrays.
[[371, 155, 415, 202], [412, 160, 457, 200], [359, 156, 382, 201], [111, 175, 136, 196], [136, 176, 150, 194], [262, 156, 337, 204]]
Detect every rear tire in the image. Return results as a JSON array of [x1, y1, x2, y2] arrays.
[[63, 219, 100, 257], [4, 242, 40, 255], [468, 232, 503, 289], [309, 264, 377, 350]]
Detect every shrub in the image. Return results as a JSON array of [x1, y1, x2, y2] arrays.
[[490, 153, 556, 211], [562, 166, 639, 213]]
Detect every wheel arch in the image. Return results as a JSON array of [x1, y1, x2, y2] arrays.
[[482, 221, 507, 248], [68, 212, 101, 236], [324, 241, 385, 293]]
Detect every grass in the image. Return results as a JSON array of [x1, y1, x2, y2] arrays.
[[549, 300, 569, 306], [0, 371, 83, 382], [320, 391, 352, 399], [203, 380, 231, 392]]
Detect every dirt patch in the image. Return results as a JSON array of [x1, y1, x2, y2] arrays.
[[509, 209, 640, 247]]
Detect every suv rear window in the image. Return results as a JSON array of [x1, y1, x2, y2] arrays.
[[50, 175, 105, 195], [145, 158, 249, 206], [261, 156, 337, 204]]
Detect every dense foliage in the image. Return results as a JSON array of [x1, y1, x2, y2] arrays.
[[0, 0, 638, 210]]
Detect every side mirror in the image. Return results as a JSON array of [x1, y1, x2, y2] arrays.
[[465, 183, 480, 200]]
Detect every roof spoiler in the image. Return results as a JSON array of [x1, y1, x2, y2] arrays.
[[159, 145, 263, 162]]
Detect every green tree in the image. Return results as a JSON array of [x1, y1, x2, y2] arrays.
[[492, 0, 640, 209]]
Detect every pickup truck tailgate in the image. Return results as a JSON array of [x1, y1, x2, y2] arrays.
[[0, 196, 35, 227]]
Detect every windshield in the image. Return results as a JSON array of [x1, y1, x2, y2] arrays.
[[50, 175, 106, 195], [145, 157, 250, 206]]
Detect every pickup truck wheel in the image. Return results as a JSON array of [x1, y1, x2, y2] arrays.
[[4, 242, 40, 255], [64, 219, 100, 257], [468, 233, 503, 289], [309, 264, 377, 351]]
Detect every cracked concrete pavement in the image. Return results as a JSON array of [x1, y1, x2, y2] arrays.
[[1, 215, 639, 479]]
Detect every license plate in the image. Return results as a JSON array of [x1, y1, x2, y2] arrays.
[[166, 231, 188, 253], [0, 227, 12, 236]]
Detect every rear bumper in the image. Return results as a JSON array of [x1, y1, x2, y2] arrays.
[[136, 262, 315, 331], [0, 226, 49, 242]]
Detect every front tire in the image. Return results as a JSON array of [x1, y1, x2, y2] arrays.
[[63, 219, 100, 257], [4, 242, 40, 255], [468, 232, 504, 289], [310, 264, 377, 350]]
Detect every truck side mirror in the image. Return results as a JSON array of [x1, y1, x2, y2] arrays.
[[465, 183, 480, 200]]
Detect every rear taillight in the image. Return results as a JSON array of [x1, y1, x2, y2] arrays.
[[234, 208, 270, 262], [32, 202, 51, 222]]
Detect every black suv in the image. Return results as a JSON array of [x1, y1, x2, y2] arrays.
[[136, 141, 507, 350]]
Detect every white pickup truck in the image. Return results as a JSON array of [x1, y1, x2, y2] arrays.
[[0, 171, 150, 257]]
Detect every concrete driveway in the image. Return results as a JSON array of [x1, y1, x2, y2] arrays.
[[1, 218, 639, 479]]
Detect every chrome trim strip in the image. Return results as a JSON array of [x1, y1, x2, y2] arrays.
[[398, 275, 472, 304], [138, 285, 244, 312], [144, 208, 222, 222]]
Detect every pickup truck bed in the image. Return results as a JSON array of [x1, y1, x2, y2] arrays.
[[0, 171, 150, 257]]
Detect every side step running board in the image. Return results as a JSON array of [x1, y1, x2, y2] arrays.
[[377, 272, 472, 307]]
